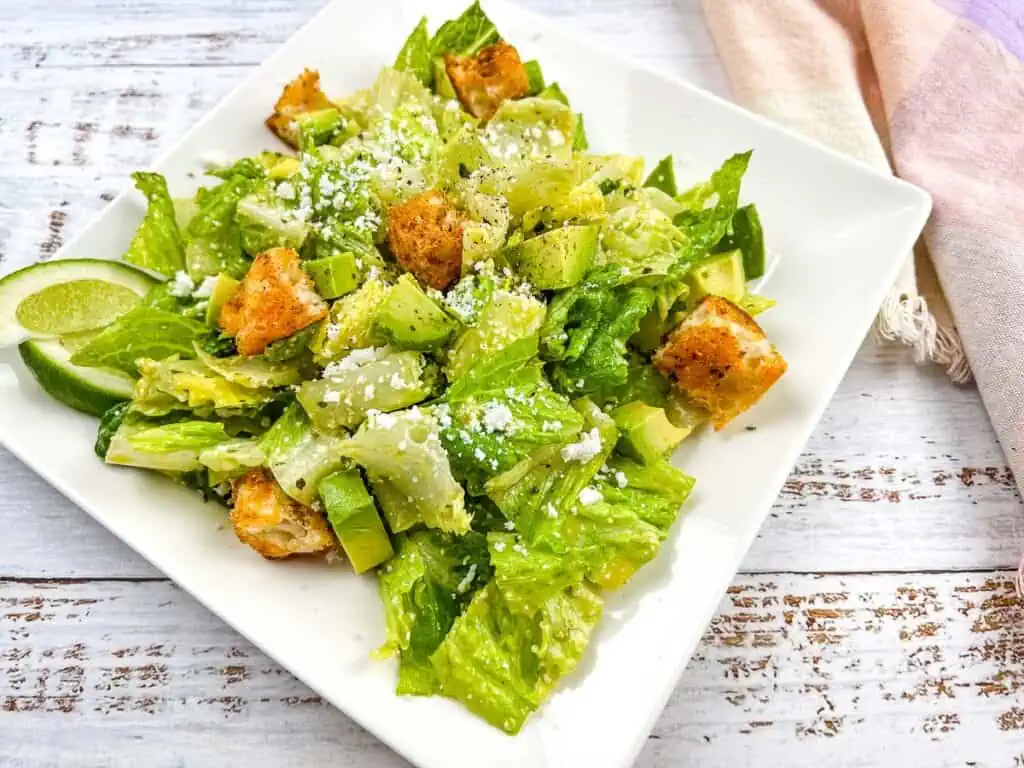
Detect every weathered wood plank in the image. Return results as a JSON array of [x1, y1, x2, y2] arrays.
[[2, 574, 1023, 766]]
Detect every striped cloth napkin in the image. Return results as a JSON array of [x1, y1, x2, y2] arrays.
[[697, 0, 1024, 582]]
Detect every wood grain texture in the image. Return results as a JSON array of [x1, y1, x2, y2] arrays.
[[3, 575, 1024, 767], [2, 0, 1023, 765]]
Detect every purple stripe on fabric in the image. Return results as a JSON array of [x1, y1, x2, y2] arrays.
[[936, 0, 1024, 59]]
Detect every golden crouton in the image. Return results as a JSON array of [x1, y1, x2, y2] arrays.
[[387, 189, 463, 290], [444, 42, 530, 120], [654, 295, 786, 430], [220, 247, 328, 356], [265, 69, 334, 147], [230, 468, 335, 559]]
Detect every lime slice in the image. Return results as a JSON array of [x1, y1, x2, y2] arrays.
[[18, 338, 135, 417], [0, 259, 158, 347]]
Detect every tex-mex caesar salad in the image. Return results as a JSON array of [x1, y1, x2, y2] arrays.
[[0, 2, 786, 733]]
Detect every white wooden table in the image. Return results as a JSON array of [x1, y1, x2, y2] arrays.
[[2, 1, 1024, 765]]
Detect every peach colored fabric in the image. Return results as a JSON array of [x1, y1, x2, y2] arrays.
[[700, 0, 1024, 575]]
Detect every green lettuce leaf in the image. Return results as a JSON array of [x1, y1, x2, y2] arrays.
[[643, 154, 678, 196], [395, 17, 434, 87], [70, 307, 208, 376], [105, 416, 230, 472], [429, 1, 499, 57], [446, 290, 545, 381], [440, 338, 583, 494], [259, 402, 348, 506], [376, 529, 492, 695], [185, 175, 254, 280], [94, 402, 131, 459], [674, 151, 752, 264], [236, 187, 309, 255], [193, 345, 304, 389], [124, 172, 186, 278], [197, 438, 265, 477], [429, 582, 602, 734], [131, 357, 276, 417], [341, 408, 469, 534], [738, 292, 776, 316], [484, 399, 617, 548], [540, 269, 656, 396]]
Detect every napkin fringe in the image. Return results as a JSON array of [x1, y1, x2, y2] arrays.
[[875, 293, 972, 384]]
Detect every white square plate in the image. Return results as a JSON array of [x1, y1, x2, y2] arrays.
[[0, 1, 930, 766]]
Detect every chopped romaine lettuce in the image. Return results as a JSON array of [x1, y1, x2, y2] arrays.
[[341, 408, 469, 534], [312, 278, 390, 363], [124, 172, 186, 278], [236, 187, 309, 255], [440, 338, 583, 494], [70, 307, 208, 377], [197, 437, 265, 477], [446, 289, 545, 380], [644, 154, 678, 196], [395, 17, 434, 88], [94, 402, 132, 459], [429, 1, 499, 57], [106, 416, 230, 472], [193, 344, 304, 388], [184, 175, 254, 280], [429, 581, 602, 734], [738, 292, 776, 316], [258, 402, 348, 505], [297, 347, 434, 431], [674, 151, 752, 265]]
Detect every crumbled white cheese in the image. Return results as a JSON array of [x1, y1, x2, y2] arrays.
[[363, 384, 376, 400], [321, 390, 341, 404], [481, 402, 513, 433], [323, 345, 387, 376], [560, 428, 602, 463], [168, 271, 195, 297], [579, 487, 603, 506], [276, 181, 296, 201], [191, 275, 219, 299], [371, 410, 397, 429], [456, 564, 478, 594]]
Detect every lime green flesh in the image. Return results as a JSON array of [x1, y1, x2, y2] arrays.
[[16, 280, 140, 335], [19, 339, 134, 417]]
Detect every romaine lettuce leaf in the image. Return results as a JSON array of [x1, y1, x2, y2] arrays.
[[236, 188, 309, 255], [95, 402, 131, 459], [105, 416, 230, 472], [258, 402, 348, 505], [440, 338, 583, 494], [312, 278, 390, 363], [193, 345, 304, 389], [446, 290, 545, 380], [197, 437, 265, 477], [429, 581, 602, 734], [429, 1, 499, 57], [341, 408, 469, 534], [297, 347, 434, 431], [124, 172, 186, 278], [482, 99, 575, 167], [395, 17, 434, 88], [184, 175, 254, 280], [70, 307, 208, 376], [376, 529, 492, 695], [484, 399, 616, 548], [601, 201, 687, 281], [674, 151, 752, 264], [132, 357, 275, 417], [644, 154, 678, 196]]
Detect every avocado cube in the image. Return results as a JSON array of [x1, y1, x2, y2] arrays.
[[611, 401, 693, 464], [304, 253, 361, 299], [203, 273, 241, 327], [510, 224, 597, 290], [319, 470, 393, 574], [688, 249, 746, 304], [375, 273, 458, 350], [433, 57, 457, 100]]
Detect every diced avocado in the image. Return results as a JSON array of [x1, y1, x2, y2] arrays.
[[524, 60, 545, 96], [268, 156, 300, 179], [510, 224, 597, 290], [715, 204, 766, 279], [304, 252, 361, 299], [203, 274, 240, 327], [572, 114, 588, 152], [687, 249, 746, 304], [434, 57, 457, 100], [611, 401, 693, 464], [319, 470, 393, 574], [538, 82, 569, 106], [375, 273, 458, 350], [644, 155, 678, 197], [294, 108, 344, 147]]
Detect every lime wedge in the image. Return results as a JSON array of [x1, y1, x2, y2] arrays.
[[0, 259, 158, 347], [18, 338, 135, 417]]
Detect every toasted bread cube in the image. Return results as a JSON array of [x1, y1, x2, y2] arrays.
[[387, 189, 463, 290], [230, 468, 335, 559], [265, 69, 334, 147], [444, 42, 530, 120], [219, 247, 328, 356], [654, 295, 786, 430]]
